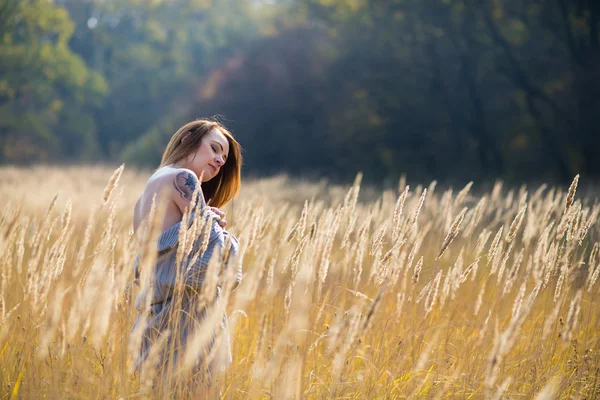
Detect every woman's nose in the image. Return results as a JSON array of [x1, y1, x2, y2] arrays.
[[215, 155, 225, 166]]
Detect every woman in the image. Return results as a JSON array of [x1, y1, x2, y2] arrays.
[[130, 119, 243, 393]]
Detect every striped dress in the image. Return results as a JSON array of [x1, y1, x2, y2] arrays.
[[130, 207, 242, 380]]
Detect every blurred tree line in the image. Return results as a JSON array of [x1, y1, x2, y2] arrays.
[[1, 0, 598, 183]]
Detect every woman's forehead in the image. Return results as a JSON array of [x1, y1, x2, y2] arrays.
[[208, 128, 229, 153]]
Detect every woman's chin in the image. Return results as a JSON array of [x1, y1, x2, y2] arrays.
[[201, 170, 215, 182]]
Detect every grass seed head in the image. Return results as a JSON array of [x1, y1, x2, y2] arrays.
[[102, 164, 125, 203], [565, 174, 580, 212]]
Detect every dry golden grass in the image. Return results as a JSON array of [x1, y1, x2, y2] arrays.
[[0, 165, 599, 399]]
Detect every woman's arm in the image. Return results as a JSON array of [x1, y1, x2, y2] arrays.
[[171, 169, 227, 227], [171, 168, 205, 214], [163, 167, 241, 289]]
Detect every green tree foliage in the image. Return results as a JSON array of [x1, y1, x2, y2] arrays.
[[59, 0, 263, 158], [0, 0, 106, 163], [193, 0, 597, 182], [190, 27, 336, 177], [1, 0, 599, 183]]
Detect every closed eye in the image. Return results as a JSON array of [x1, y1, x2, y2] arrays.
[[211, 141, 228, 162]]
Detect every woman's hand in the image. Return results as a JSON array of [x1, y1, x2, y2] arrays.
[[210, 206, 227, 228]]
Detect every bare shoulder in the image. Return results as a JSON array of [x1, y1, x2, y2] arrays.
[[167, 167, 200, 201], [155, 166, 204, 213], [134, 166, 203, 234]]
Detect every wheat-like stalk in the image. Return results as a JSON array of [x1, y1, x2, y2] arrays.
[[412, 256, 423, 285], [436, 207, 468, 260], [506, 206, 527, 243], [403, 188, 427, 242], [1, 165, 598, 398], [392, 186, 409, 243], [454, 181, 473, 207], [561, 289, 582, 341], [565, 174, 579, 211], [487, 226, 504, 265], [102, 164, 125, 203]]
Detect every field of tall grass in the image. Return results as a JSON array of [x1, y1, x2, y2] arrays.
[[0, 165, 598, 399]]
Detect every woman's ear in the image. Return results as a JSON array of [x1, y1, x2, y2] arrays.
[[181, 131, 191, 144]]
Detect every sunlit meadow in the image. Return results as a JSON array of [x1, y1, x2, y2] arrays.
[[0, 165, 599, 399]]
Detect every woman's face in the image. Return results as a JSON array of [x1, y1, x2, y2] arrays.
[[186, 128, 230, 182]]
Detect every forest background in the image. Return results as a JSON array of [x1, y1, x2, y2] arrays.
[[1, 0, 599, 184]]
